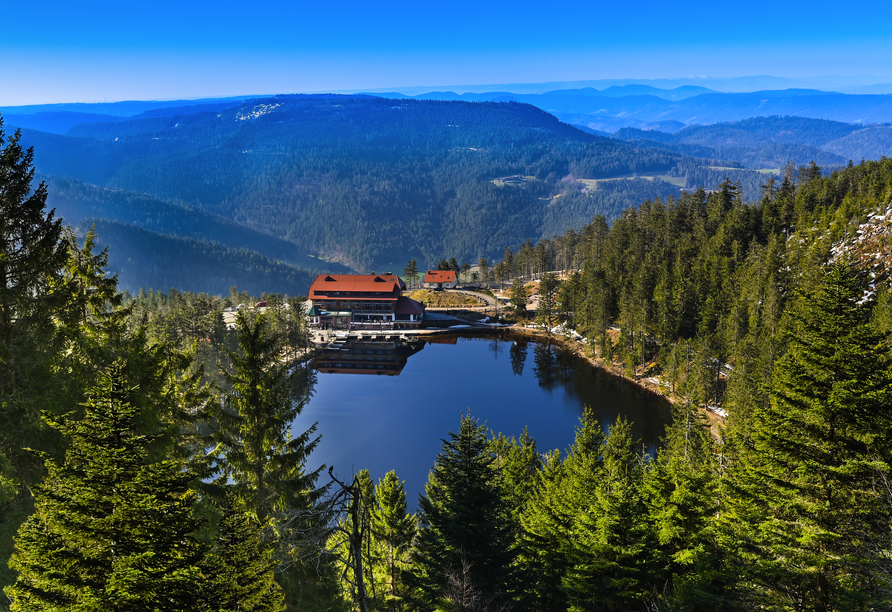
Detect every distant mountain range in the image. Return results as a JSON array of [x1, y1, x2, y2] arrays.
[[6, 83, 892, 137], [352, 75, 892, 96], [366, 88, 892, 133], [613, 116, 892, 168], [10, 95, 689, 275], [3, 85, 892, 294]]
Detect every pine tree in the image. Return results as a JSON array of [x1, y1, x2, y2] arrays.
[[509, 277, 528, 317], [370, 471, 416, 612], [214, 311, 330, 610], [413, 413, 518, 611], [403, 260, 418, 289], [724, 262, 892, 610], [519, 406, 604, 612], [201, 493, 285, 612], [4, 362, 205, 611], [492, 428, 541, 524], [563, 417, 656, 612], [214, 311, 323, 522], [643, 403, 734, 609], [537, 273, 559, 329], [0, 120, 67, 398], [0, 120, 70, 488]]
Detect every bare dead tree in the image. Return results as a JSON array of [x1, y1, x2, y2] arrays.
[[272, 467, 379, 612], [441, 553, 511, 612]]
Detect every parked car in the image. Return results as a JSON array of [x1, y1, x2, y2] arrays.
[[255, 301, 267, 308], [224, 306, 235, 312]]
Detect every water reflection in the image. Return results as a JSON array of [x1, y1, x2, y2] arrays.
[[315, 337, 425, 376], [510, 339, 528, 376], [302, 333, 671, 504]]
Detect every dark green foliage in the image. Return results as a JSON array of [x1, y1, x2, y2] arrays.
[[369, 471, 416, 612], [4, 362, 206, 611], [414, 414, 519, 611], [79, 219, 317, 296], [643, 404, 736, 610], [491, 429, 542, 523], [563, 417, 655, 612], [202, 493, 285, 612], [17, 96, 684, 270], [723, 262, 892, 610], [214, 311, 322, 523], [211, 310, 336, 611], [0, 119, 68, 459], [45, 175, 349, 274], [403, 260, 419, 289], [518, 407, 605, 612], [509, 278, 528, 316], [536, 273, 559, 328]]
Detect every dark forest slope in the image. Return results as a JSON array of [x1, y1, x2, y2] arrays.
[[16, 96, 688, 269], [81, 219, 317, 296], [46, 175, 352, 273]]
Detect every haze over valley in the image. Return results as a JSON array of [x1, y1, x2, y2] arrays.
[[5, 82, 892, 292]]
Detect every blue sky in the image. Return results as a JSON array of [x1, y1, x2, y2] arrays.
[[2, 0, 891, 105]]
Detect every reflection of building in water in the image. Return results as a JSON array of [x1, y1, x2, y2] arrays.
[[424, 336, 458, 345], [315, 337, 426, 376]]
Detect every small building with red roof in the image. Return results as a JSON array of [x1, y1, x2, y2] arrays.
[[423, 270, 457, 290], [306, 273, 425, 330]]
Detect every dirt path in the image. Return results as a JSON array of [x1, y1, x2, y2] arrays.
[[446, 288, 499, 307]]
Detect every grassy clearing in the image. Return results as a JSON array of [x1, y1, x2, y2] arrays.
[[708, 166, 780, 175], [580, 174, 686, 188], [405, 290, 482, 307], [491, 175, 537, 187]]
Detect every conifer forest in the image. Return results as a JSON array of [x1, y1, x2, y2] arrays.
[[2, 103, 892, 612]]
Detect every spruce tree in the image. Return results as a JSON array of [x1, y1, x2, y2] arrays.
[[370, 471, 416, 612], [214, 311, 330, 610], [643, 404, 735, 609], [4, 362, 205, 611], [215, 311, 323, 522], [202, 493, 285, 612], [509, 278, 528, 317], [724, 262, 892, 610], [413, 413, 518, 611], [0, 120, 67, 398], [563, 417, 656, 612], [0, 119, 69, 487], [403, 260, 418, 289], [518, 407, 604, 612]]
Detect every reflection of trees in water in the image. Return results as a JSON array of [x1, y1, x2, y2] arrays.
[[510, 340, 528, 376], [533, 341, 582, 391], [292, 363, 318, 405], [488, 337, 504, 359], [533, 343, 559, 389]]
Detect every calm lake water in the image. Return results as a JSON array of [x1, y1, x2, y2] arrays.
[[292, 334, 672, 505]]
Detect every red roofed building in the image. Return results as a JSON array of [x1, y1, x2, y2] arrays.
[[424, 270, 457, 290], [306, 274, 425, 330]]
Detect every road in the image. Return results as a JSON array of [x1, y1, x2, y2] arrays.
[[446, 288, 500, 307]]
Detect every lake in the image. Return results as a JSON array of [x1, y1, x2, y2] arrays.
[[292, 333, 672, 505]]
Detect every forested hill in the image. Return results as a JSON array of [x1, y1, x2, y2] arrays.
[[77, 219, 318, 296], [14, 95, 694, 270], [614, 115, 892, 169], [44, 175, 352, 274]]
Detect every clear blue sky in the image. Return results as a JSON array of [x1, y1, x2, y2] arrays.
[[2, 0, 891, 105]]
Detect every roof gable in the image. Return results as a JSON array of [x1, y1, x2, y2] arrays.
[[309, 273, 406, 297]]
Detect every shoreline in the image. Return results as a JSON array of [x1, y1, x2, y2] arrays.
[[306, 321, 725, 434], [490, 325, 727, 434]]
